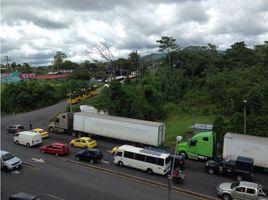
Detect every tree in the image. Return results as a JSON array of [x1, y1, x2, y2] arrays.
[[128, 51, 140, 79], [53, 51, 67, 71], [156, 36, 179, 66]]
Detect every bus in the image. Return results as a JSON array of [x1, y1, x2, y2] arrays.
[[114, 145, 171, 175]]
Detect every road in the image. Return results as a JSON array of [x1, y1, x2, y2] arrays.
[[1, 101, 268, 199]]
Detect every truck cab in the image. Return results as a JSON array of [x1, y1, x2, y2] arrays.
[[176, 131, 215, 160], [48, 112, 73, 133]]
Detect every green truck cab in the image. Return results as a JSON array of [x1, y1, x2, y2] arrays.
[[176, 131, 216, 160]]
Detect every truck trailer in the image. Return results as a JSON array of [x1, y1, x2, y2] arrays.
[[49, 112, 165, 147], [223, 132, 268, 169]]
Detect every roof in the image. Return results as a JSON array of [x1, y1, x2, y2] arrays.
[[225, 132, 268, 146], [75, 112, 164, 127], [239, 181, 259, 189], [190, 123, 213, 130], [194, 131, 213, 137], [17, 131, 40, 136], [119, 145, 170, 158]]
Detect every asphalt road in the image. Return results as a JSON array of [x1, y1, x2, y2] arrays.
[[1, 101, 268, 199]]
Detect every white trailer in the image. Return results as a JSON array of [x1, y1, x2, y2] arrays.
[[223, 132, 268, 168], [72, 112, 165, 147]]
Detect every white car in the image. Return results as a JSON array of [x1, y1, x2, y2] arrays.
[[0, 150, 22, 171]]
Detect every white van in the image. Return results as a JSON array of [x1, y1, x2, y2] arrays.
[[13, 131, 42, 147]]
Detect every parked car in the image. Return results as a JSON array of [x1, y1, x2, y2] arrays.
[[6, 125, 25, 134], [9, 192, 40, 200], [205, 156, 254, 181], [1, 150, 22, 171], [40, 143, 69, 156], [14, 131, 42, 147], [217, 181, 268, 200], [32, 128, 48, 139], [70, 137, 97, 149], [75, 148, 103, 164]]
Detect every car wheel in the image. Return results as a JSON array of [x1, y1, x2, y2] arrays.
[[49, 127, 54, 133], [41, 150, 45, 154], [26, 143, 30, 148], [179, 151, 187, 158], [208, 168, 215, 174], [76, 156, 80, 161], [84, 146, 88, 149], [3, 166, 9, 172], [90, 159, 94, 164], [71, 143, 74, 147], [118, 161, 124, 167], [15, 140, 19, 145], [146, 168, 153, 175], [222, 193, 231, 200], [55, 153, 59, 157]]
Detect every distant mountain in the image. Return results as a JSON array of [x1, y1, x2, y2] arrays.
[[140, 53, 167, 62]]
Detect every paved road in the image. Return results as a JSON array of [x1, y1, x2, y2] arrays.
[[1, 101, 268, 199]]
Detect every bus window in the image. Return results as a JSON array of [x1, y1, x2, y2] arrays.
[[146, 156, 157, 164], [158, 158, 164, 166], [124, 151, 134, 159], [135, 153, 145, 161]]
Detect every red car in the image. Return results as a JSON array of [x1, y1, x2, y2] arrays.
[[40, 143, 69, 156]]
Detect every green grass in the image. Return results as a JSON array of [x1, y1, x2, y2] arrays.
[[163, 114, 215, 148]]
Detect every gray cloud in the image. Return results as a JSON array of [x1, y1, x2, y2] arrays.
[[1, 0, 268, 66]]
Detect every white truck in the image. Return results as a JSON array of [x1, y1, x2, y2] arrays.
[[49, 112, 165, 146], [223, 132, 268, 169]]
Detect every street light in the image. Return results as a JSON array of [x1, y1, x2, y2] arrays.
[[243, 100, 247, 135], [168, 135, 183, 200]]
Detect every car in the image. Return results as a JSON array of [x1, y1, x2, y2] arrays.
[[217, 181, 268, 200], [75, 148, 103, 164], [70, 137, 97, 149], [9, 192, 40, 200], [1, 150, 22, 171], [205, 156, 254, 181], [6, 125, 25, 134], [31, 128, 49, 139], [40, 143, 69, 156], [111, 146, 119, 155]]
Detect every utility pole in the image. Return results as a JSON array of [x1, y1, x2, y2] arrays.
[[5, 56, 11, 71], [243, 100, 247, 134]]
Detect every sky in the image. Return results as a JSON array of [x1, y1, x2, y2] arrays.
[[1, 0, 268, 66]]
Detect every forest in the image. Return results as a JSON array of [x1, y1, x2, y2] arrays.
[[2, 39, 268, 140]]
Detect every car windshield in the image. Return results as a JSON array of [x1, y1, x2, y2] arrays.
[[2, 153, 14, 161], [87, 139, 93, 142], [231, 182, 240, 189]]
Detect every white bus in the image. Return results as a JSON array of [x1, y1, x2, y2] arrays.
[[114, 145, 171, 175]]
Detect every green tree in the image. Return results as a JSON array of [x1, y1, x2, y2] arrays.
[[53, 51, 67, 71], [157, 36, 179, 66]]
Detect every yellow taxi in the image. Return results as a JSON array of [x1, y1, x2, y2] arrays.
[[111, 146, 119, 155], [32, 128, 49, 139], [70, 137, 97, 149]]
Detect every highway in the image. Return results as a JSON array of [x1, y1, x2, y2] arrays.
[[1, 101, 268, 199]]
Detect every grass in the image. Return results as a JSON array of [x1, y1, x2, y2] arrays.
[[163, 113, 215, 148]]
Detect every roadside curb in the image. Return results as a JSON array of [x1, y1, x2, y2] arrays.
[[67, 159, 219, 200]]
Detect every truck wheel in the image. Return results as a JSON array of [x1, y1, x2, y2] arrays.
[[71, 132, 77, 137], [118, 161, 124, 167], [208, 168, 215, 174], [26, 143, 30, 148], [179, 151, 187, 158], [49, 127, 54, 133], [146, 168, 153, 175], [222, 193, 231, 200], [77, 132, 83, 138]]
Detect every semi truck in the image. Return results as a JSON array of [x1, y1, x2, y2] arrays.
[[223, 132, 268, 169], [48, 112, 165, 147], [176, 131, 268, 169]]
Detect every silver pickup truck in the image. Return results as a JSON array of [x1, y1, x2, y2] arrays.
[[217, 181, 268, 200]]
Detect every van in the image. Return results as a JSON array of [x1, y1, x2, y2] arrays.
[[13, 131, 42, 147]]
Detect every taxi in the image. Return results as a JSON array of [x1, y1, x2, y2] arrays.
[[70, 137, 97, 149], [32, 128, 49, 139]]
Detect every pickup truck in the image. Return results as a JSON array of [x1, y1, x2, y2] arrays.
[[217, 181, 268, 200], [205, 156, 254, 181]]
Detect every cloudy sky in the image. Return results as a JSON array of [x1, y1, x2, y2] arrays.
[[1, 0, 268, 66]]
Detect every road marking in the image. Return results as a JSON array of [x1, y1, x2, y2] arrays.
[[31, 158, 45, 163], [106, 150, 113, 154], [11, 170, 20, 174], [101, 159, 110, 164], [46, 193, 64, 200]]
